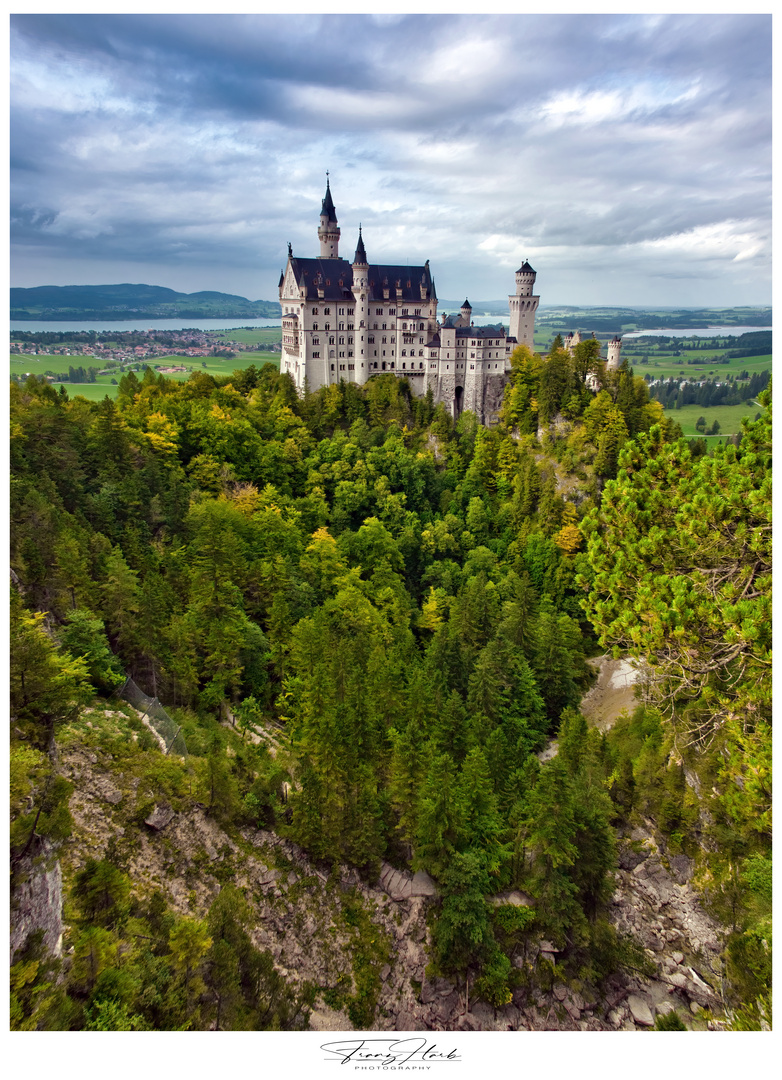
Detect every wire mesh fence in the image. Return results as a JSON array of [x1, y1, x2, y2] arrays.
[[115, 676, 189, 758]]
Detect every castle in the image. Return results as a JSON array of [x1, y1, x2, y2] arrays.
[[564, 330, 623, 391], [279, 179, 618, 424]]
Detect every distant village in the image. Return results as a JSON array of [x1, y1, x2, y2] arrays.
[[10, 327, 281, 363]]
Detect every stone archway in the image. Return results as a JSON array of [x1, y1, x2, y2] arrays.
[[454, 385, 464, 419]]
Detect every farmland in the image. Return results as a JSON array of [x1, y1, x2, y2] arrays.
[[626, 353, 771, 380], [666, 402, 768, 439], [11, 346, 280, 401], [10, 321, 769, 438]]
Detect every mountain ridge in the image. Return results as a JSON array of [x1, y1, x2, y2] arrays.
[[10, 283, 281, 320]]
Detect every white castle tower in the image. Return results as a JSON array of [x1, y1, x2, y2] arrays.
[[606, 336, 622, 370], [351, 226, 370, 385], [317, 175, 340, 258], [509, 261, 539, 350]]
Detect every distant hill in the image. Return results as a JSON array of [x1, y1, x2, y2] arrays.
[[10, 284, 282, 320]]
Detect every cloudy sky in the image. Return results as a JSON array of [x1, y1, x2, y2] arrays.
[[10, 12, 771, 307]]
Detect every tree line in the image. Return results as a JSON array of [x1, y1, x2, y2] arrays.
[[10, 343, 771, 1027], [648, 369, 770, 410]]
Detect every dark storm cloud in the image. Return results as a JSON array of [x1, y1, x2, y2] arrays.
[[10, 13, 771, 305]]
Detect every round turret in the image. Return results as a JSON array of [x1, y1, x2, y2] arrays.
[[606, 336, 622, 371], [515, 260, 536, 297]]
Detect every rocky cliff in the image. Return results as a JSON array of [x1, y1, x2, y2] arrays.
[[10, 841, 63, 965], [13, 728, 726, 1032]]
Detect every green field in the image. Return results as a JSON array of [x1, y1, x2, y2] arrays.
[[11, 334, 767, 439], [623, 351, 771, 381], [663, 401, 767, 438], [152, 351, 281, 378], [208, 328, 281, 346], [11, 350, 280, 401], [46, 382, 119, 401], [11, 353, 112, 376]]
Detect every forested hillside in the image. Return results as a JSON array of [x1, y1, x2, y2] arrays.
[[10, 340, 771, 1031], [10, 283, 281, 320]]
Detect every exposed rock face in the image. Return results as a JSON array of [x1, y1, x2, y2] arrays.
[[411, 870, 438, 897], [10, 841, 63, 964], [379, 862, 437, 901], [627, 994, 655, 1026], [580, 655, 646, 731], [490, 890, 533, 908], [477, 374, 509, 428], [90, 775, 124, 805], [52, 737, 727, 1033], [144, 803, 175, 830], [611, 837, 722, 977]]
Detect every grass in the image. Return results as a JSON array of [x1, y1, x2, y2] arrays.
[[11, 352, 113, 376], [12, 350, 280, 400], [665, 401, 767, 438], [52, 383, 119, 401], [208, 328, 281, 346], [624, 352, 771, 381], [153, 352, 281, 383]]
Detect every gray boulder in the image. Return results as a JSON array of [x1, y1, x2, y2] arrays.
[[144, 803, 174, 830], [627, 994, 655, 1027]]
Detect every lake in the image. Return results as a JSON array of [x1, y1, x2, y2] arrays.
[[10, 315, 509, 333], [9, 318, 771, 337], [622, 326, 771, 339], [10, 318, 282, 333]]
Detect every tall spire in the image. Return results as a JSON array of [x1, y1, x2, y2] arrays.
[[318, 172, 340, 258], [353, 224, 368, 266], [321, 173, 337, 223]]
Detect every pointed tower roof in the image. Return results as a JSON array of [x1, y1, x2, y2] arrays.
[[321, 176, 338, 223], [461, 298, 472, 309], [353, 225, 368, 266], [517, 261, 536, 274]]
